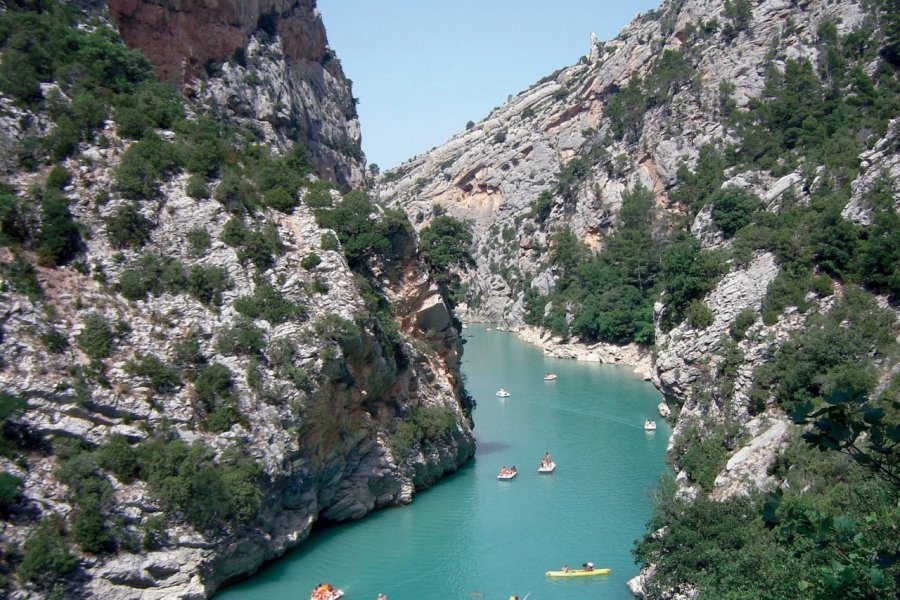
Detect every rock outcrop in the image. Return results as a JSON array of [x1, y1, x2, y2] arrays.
[[107, 0, 366, 187]]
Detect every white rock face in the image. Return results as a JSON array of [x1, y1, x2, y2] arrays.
[[711, 416, 791, 501]]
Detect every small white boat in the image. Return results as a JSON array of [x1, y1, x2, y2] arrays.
[[461, 322, 469, 329], [543, 373, 558, 381], [497, 469, 518, 480], [495, 388, 510, 397], [537, 461, 556, 473], [486, 327, 493, 331], [644, 419, 657, 431]]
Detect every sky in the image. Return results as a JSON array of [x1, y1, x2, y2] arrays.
[[318, 1, 661, 170]]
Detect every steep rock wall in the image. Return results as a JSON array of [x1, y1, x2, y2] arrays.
[[106, 0, 366, 187]]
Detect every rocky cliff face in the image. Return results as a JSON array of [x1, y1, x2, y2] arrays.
[[381, 0, 898, 596], [107, 0, 366, 187], [380, 0, 874, 323], [0, 2, 473, 598]]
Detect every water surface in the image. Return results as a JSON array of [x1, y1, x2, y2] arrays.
[[219, 324, 669, 600]]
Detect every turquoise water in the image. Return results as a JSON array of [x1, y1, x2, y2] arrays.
[[219, 324, 669, 600]]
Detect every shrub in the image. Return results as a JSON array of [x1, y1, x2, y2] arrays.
[[194, 363, 243, 431], [263, 187, 298, 213], [37, 188, 82, 266], [18, 517, 78, 584], [234, 283, 305, 324], [46, 164, 71, 190], [215, 321, 266, 356], [76, 312, 115, 360], [237, 222, 282, 269], [105, 203, 154, 249], [115, 133, 182, 200], [303, 180, 337, 208], [1, 255, 43, 300], [187, 265, 232, 307], [174, 331, 206, 369], [0, 190, 29, 244], [219, 217, 247, 247], [0, 471, 23, 515], [135, 438, 261, 531], [685, 301, 715, 329], [390, 405, 456, 459], [214, 169, 258, 215], [300, 252, 321, 270], [709, 186, 760, 238], [185, 173, 210, 199], [41, 328, 69, 353], [186, 227, 211, 256], [730, 308, 757, 340], [116, 253, 187, 300], [97, 435, 140, 483], [126, 354, 181, 392], [321, 231, 339, 251]]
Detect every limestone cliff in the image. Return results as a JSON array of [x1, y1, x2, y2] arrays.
[[381, 0, 899, 596], [0, 1, 472, 597], [107, 0, 366, 187]]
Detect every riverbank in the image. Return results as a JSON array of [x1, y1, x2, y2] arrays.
[[504, 325, 655, 381]]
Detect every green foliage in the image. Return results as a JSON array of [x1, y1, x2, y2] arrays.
[[45, 164, 70, 190], [752, 286, 896, 416], [97, 435, 140, 484], [194, 363, 242, 431], [605, 77, 648, 141], [219, 217, 247, 247], [215, 320, 266, 356], [187, 264, 232, 307], [214, 168, 259, 216], [55, 452, 115, 553], [709, 186, 760, 238], [238, 222, 282, 269], [186, 226, 211, 256], [301, 252, 321, 270], [0, 189, 29, 245], [730, 307, 757, 340], [419, 215, 474, 290], [303, 180, 337, 208], [321, 231, 340, 251], [390, 405, 457, 460], [135, 437, 261, 531], [185, 173, 210, 200], [0, 471, 23, 515], [116, 252, 187, 300], [18, 517, 78, 584], [41, 327, 68, 353], [529, 190, 554, 223], [1, 254, 43, 301], [37, 188, 81, 266], [115, 133, 182, 200], [314, 189, 399, 268], [685, 300, 714, 329], [105, 202, 154, 249], [234, 282, 305, 324], [125, 354, 181, 393], [659, 234, 727, 330], [76, 312, 115, 360]]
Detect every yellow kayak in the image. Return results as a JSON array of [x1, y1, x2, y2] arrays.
[[545, 568, 611, 577]]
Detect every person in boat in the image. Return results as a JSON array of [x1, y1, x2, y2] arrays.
[[562, 564, 570, 573], [500, 465, 508, 476], [583, 561, 594, 571], [511, 465, 517, 473], [543, 451, 551, 464], [377, 594, 387, 600]]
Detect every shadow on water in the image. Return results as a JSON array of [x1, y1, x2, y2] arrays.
[[474, 440, 509, 455]]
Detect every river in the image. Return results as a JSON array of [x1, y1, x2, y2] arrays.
[[219, 323, 669, 600]]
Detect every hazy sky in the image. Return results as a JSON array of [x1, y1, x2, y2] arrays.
[[318, 1, 660, 170]]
